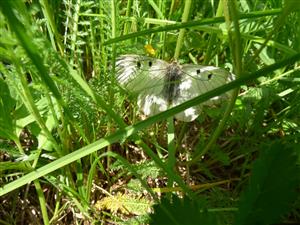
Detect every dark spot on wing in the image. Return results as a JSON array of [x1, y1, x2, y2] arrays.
[[137, 61, 141, 69], [196, 69, 201, 74], [207, 73, 213, 80], [148, 61, 153, 67]]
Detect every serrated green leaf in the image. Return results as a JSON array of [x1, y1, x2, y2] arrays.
[[234, 141, 300, 225], [150, 195, 216, 225]]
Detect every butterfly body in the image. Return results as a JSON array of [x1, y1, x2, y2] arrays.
[[163, 62, 183, 103], [116, 54, 234, 122]]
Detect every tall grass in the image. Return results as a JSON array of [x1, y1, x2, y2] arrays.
[[0, 0, 299, 224]]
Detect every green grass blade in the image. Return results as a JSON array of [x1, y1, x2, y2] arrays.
[[104, 9, 282, 45]]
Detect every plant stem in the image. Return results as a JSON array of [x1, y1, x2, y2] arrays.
[[189, 0, 242, 165], [174, 0, 192, 59]]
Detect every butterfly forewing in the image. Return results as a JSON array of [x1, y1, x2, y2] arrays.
[[116, 54, 168, 93], [180, 65, 234, 103], [171, 65, 234, 121]]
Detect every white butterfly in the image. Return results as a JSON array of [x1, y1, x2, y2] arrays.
[[116, 54, 234, 122]]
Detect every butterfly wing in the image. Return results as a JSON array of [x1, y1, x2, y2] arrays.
[[116, 54, 170, 116], [172, 65, 235, 122]]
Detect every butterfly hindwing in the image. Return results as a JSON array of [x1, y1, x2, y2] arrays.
[[137, 93, 168, 116]]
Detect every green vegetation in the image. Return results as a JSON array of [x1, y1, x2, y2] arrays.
[[0, 0, 299, 224]]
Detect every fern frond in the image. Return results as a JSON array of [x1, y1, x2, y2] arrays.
[[95, 192, 152, 216]]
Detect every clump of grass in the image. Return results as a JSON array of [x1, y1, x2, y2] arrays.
[[0, 1, 300, 224]]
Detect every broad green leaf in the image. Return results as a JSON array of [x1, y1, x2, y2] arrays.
[[150, 195, 216, 225], [234, 141, 300, 225]]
